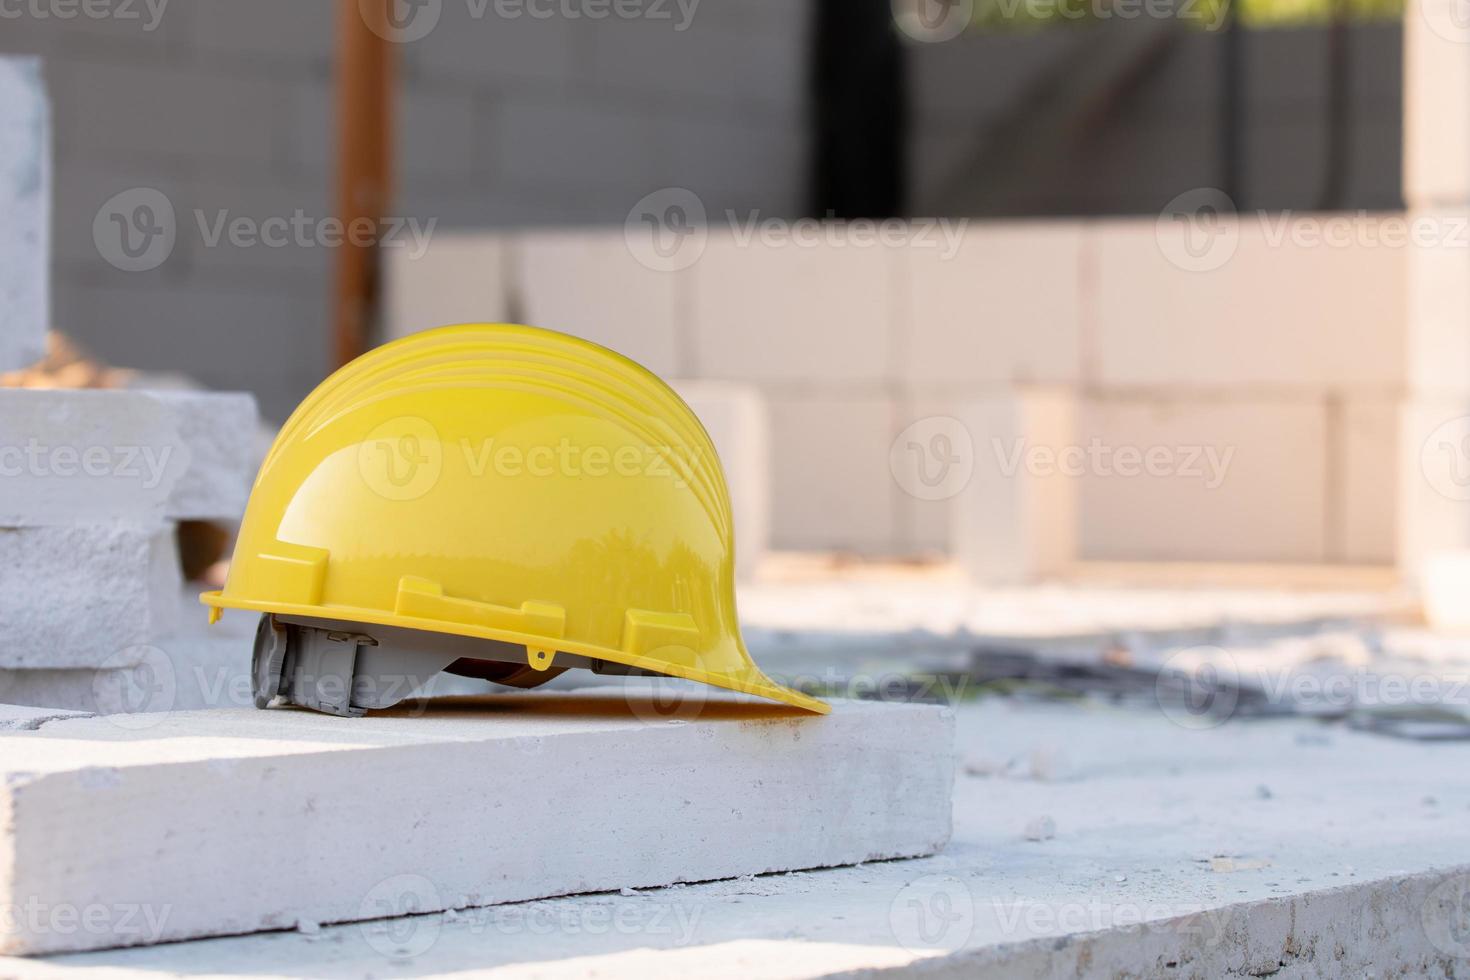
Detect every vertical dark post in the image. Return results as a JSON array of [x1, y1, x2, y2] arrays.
[[1319, 0, 1351, 210], [811, 0, 908, 218], [334, 0, 397, 368], [1218, 0, 1243, 206]]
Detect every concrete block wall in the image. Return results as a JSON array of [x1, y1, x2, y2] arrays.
[[0, 56, 49, 372], [387, 213, 1407, 565], [0, 1, 810, 422], [910, 24, 1404, 216], [1399, 0, 1470, 605]]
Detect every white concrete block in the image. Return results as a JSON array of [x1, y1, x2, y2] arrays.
[[141, 390, 259, 522], [770, 394, 895, 553], [1398, 398, 1470, 582], [22, 699, 1470, 978], [1078, 396, 1328, 563], [0, 57, 49, 372], [950, 389, 1077, 584], [1337, 397, 1397, 565], [383, 234, 509, 343], [1094, 217, 1404, 388], [894, 395, 963, 554], [0, 523, 180, 670], [671, 381, 770, 579], [519, 231, 682, 377], [0, 692, 955, 955], [1404, 0, 1470, 207], [691, 233, 894, 383], [902, 222, 1082, 385], [1421, 550, 1470, 631], [1405, 209, 1470, 397], [0, 389, 258, 525]]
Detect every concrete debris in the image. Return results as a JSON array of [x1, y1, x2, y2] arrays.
[[1208, 857, 1272, 873], [1022, 815, 1056, 841], [0, 704, 90, 731]]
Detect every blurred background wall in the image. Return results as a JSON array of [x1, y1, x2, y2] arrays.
[[0, 0, 1414, 565]]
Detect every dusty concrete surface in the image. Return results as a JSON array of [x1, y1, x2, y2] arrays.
[[4, 699, 1467, 978], [0, 703, 89, 731], [0, 690, 953, 956]]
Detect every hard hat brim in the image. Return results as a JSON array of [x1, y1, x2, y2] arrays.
[[201, 591, 829, 715]]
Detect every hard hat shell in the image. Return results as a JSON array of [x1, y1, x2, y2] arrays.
[[202, 323, 827, 714]]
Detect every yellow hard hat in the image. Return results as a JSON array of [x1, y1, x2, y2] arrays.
[[201, 323, 827, 717]]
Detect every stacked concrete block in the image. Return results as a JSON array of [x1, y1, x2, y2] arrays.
[[1400, 1, 1470, 616], [0, 691, 955, 956], [672, 381, 770, 580], [0, 388, 258, 711], [382, 217, 1410, 565], [520, 231, 683, 377], [950, 389, 1077, 583], [0, 57, 48, 373], [383, 233, 510, 342]]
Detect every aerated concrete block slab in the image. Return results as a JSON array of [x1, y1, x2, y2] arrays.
[[672, 380, 769, 580], [0, 690, 954, 956], [0, 388, 258, 525], [951, 389, 1077, 583], [0, 523, 181, 670], [0, 57, 48, 373]]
